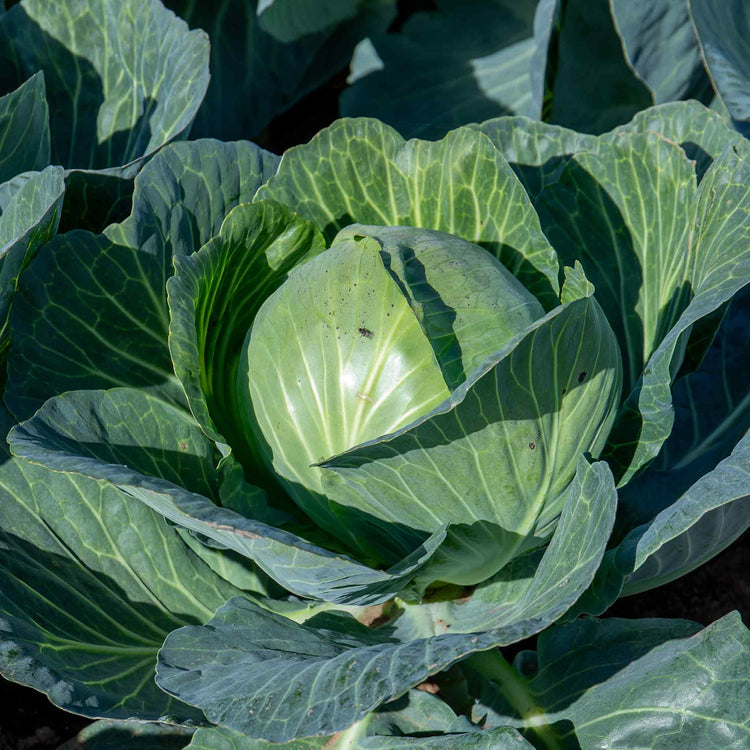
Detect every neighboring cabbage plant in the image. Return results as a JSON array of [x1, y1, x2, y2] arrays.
[[0, 101, 748, 747]]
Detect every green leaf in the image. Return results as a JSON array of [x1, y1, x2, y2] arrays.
[[154, 457, 615, 741], [5, 139, 278, 421], [257, 0, 364, 42], [539, 131, 698, 396], [0, 73, 49, 183], [570, 431, 749, 617], [168, 200, 325, 463], [0, 0, 209, 173], [361, 729, 532, 749], [322, 298, 621, 585], [187, 727, 329, 749], [8, 388, 446, 605], [616, 288, 749, 532], [0, 165, 64, 366], [5, 231, 180, 420], [611, 100, 743, 180], [388, 455, 617, 637], [690, 0, 750, 133], [528, 0, 560, 122], [475, 615, 740, 745], [164, 0, 395, 141], [106, 139, 280, 261], [58, 720, 194, 749], [544, 0, 653, 134], [545, 614, 748, 748], [0, 429, 241, 720], [256, 119, 560, 308], [622, 432, 750, 596], [341, 0, 539, 139], [606, 140, 750, 484], [610, 0, 711, 104], [474, 116, 596, 201]]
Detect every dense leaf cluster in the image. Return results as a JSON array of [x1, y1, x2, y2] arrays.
[[0, 1, 747, 748]]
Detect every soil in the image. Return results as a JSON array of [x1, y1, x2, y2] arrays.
[[0, 532, 746, 749]]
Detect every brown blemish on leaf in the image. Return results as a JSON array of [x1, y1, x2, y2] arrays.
[[358, 327, 374, 338], [417, 681, 440, 694]]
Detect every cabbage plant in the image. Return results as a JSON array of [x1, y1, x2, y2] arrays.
[[1, 100, 748, 748]]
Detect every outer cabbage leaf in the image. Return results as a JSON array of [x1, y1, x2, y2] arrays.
[[0, 0, 208, 175], [0, 72, 49, 183], [5, 139, 278, 421], [476, 614, 749, 748], [606, 139, 750, 484], [8, 388, 446, 605], [154, 456, 615, 741], [610, 0, 711, 105], [690, 0, 750, 135], [256, 118, 560, 309], [542, 0, 652, 134], [0, 165, 64, 365], [0, 0, 210, 229], [341, 0, 539, 139], [164, 0, 395, 141], [58, 720, 194, 749], [168, 200, 325, 461], [0, 405, 239, 721]]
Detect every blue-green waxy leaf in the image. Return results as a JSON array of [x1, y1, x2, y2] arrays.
[[5, 139, 278, 421], [154, 457, 615, 742], [58, 720, 195, 749], [168, 200, 325, 462], [539, 132, 698, 396], [543, 0, 652, 134], [0, 0, 209, 174], [321, 297, 621, 585], [0, 406, 240, 721], [570, 432, 749, 618], [183, 691, 531, 749], [341, 0, 539, 139], [474, 116, 597, 201], [611, 100, 744, 180], [610, 0, 711, 105], [257, 0, 365, 42], [616, 288, 750, 534], [476, 614, 749, 748], [690, 0, 750, 134], [0, 165, 64, 364], [8, 388, 446, 605], [256, 119, 560, 308], [165, 0, 395, 141], [0, 73, 50, 183], [106, 140, 280, 262], [606, 139, 750, 485]]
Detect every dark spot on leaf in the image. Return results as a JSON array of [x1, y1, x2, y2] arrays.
[[358, 327, 374, 338], [179, 441, 189, 451], [562, 387, 567, 394], [529, 442, 535, 450], [578, 371, 586, 383]]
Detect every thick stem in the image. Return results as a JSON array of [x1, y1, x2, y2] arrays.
[[466, 649, 567, 750]]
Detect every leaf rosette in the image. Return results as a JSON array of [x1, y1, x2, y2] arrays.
[[2, 102, 748, 744]]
